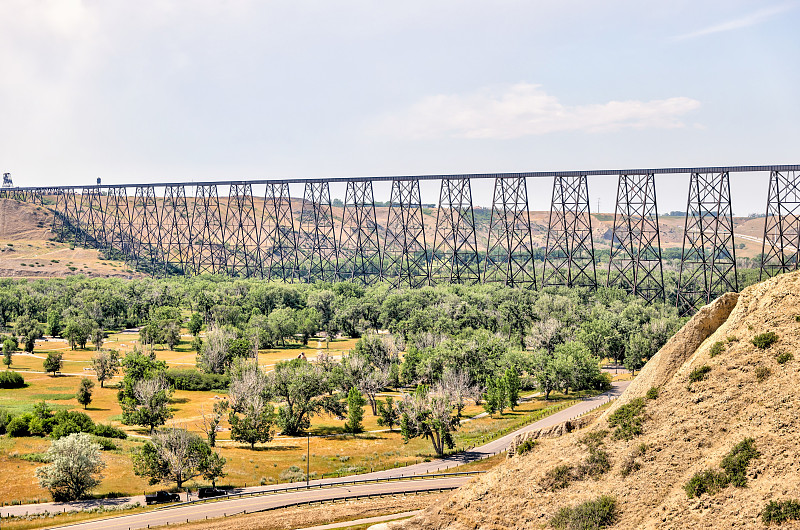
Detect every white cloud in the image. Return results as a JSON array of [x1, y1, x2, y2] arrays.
[[375, 83, 701, 140], [673, 3, 796, 40]]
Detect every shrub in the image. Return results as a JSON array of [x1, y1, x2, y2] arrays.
[[50, 410, 96, 439], [688, 365, 711, 383], [620, 443, 647, 477], [684, 469, 729, 498], [709, 341, 724, 358], [7, 414, 32, 437], [776, 352, 793, 365], [720, 437, 759, 487], [0, 409, 11, 434], [752, 332, 778, 349], [684, 438, 759, 498], [578, 430, 608, 449], [755, 365, 771, 382], [93, 424, 127, 439], [18, 452, 50, 463], [608, 398, 646, 440], [574, 447, 611, 479], [645, 387, 659, 400], [762, 499, 800, 525], [0, 371, 25, 388], [543, 464, 574, 491], [516, 439, 538, 456], [91, 436, 118, 451], [164, 369, 229, 391], [550, 495, 617, 530], [279, 465, 306, 482]]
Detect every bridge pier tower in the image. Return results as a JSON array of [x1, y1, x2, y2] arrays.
[[760, 170, 800, 279], [607, 173, 664, 302], [383, 179, 430, 288], [431, 177, 481, 285], [338, 181, 382, 284], [677, 172, 738, 316], [484, 176, 536, 287]]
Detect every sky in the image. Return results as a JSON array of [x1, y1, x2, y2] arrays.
[[0, 0, 798, 214]]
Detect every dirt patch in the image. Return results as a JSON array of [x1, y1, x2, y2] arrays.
[[390, 271, 800, 529]]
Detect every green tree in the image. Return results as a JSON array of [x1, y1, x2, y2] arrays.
[[399, 385, 459, 457], [296, 307, 321, 345], [132, 428, 212, 489], [270, 358, 344, 436], [199, 450, 227, 488], [504, 367, 521, 411], [624, 333, 649, 374], [188, 313, 203, 336], [43, 351, 63, 376], [483, 377, 506, 416], [118, 350, 172, 433], [376, 396, 400, 431], [229, 404, 275, 449], [46, 308, 63, 337], [267, 307, 297, 347], [343, 387, 365, 433], [2, 337, 16, 369], [76, 378, 94, 409], [91, 350, 119, 388], [64, 319, 92, 350], [35, 432, 105, 501], [15, 315, 44, 353]]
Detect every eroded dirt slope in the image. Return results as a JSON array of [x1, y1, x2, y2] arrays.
[[391, 271, 800, 529]]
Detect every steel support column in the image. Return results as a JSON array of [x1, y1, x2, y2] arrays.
[[430, 178, 480, 285], [542, 175, 597, 288], [760, 170, 800, 279], [297, 181, 338, 282], [677, 172, 738, 315], [382, 179, 430, 287], [261, 183, 298, 282], [607, 174, 664, 302], [338, 181, 382, 284], [484, 176, 536, 287], [225, 183, 262, 278], [76, 187, 106, 248], [159, 185, 192, 276], [129, 185, 162, 274], [190, 185, 227, 275], [103, 187, 134, 262]]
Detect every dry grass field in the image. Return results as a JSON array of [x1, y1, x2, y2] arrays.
[[0, 327, 583, 505]]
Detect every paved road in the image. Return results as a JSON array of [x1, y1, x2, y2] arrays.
[[3, 381, 629, 528]]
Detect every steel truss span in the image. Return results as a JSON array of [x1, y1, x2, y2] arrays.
[[2, 164, 800, 314]]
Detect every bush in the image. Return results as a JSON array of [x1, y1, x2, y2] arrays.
[[93, 424, 128, 439], [684, 469, 729, 498], [0, 409, 11, 434], [720, 437, 759, 487], [620, 443, 647, 477], [50, 410, 96, 439], [165, 369, 229, 391], [755, 365, 771, 382], [762, 499, 800, 525], [776, 352, 793, 365], [91, 436, 118, 451], [516, 439, 538, 456], [543, 464, 574, 491], [7, 414, 32, 437], [752, 332, 778, 349], [574, 447, 611, 479], [550, 495, 617, 530], [608, 398, 646, 440], [688, 365, 711, 383], [0, 371, 25, 388], [645, 387, 659, 400], [279, 465, 307, 482], [709, 341, 724, 358], [684, 438, 759, 498]]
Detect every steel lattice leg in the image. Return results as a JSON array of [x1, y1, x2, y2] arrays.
[[607, 174, 664, 302], [225, 183, 262, 278], [760, 170, 800, 280], [541, 175, 597, 288], [382, 179, 430, 287], [261, 183, 298, 282], [189, 185, 227, 275], [431, 178, 481, 285], [338, 181, 382, 284], [298, 181, 338, 282], [484, 176, 536, 287], [677, 172, 738, 315], [159, 185, 192, 276]]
